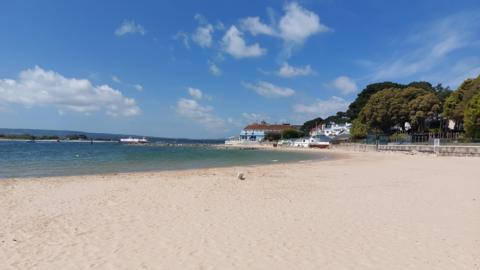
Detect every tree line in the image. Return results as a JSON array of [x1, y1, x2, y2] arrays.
[[300, 74, 480, 140], [0, 134, 92, 140]]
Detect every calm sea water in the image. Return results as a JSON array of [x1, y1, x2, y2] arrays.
[[0, 141, 325, 178]]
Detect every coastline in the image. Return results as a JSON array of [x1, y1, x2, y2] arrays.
[[0, 144, 336, 180], [0, 138, 117, 143], [1, 150, 479, 269]]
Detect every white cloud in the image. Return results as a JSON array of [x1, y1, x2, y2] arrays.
[[277, 62, 314, 77], [208, 61, 222, 76], [293, 96, 349, 118], [370, 11, 480, 82], [112, 75, 121, 83], [115, 20, 146, 36], [174, 31, 190, 48], [444, 59, 480, 88], [188, 87, 204, 100], [242, 112, 270, 123], [194, 14, 208, 24], [188, 87, 212, 100], [331, 76, 358, 95], [176, 98, 226, 130], [240, 17, 275, 36], [112, 76, 144, 92], [238, 2, 330, 56], [222, 26, 266, 58], [192, 24, 214, 48], [257, 68, 272, 75], [215, 21, 225, 30], [187, 14, 216, 48], [243, 81, 295, 98], [0, 66, 140, 117], [278, 3, 329, 44]]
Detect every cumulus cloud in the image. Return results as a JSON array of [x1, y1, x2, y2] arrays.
[[277, 62, 314, 77], [134, 84, 143, 92], [192, 24, 214, 48], [208, 61, 222, 76], [188, 87, 203, 100], [222, 26, 266, 58], [0, 66, 140, 117], [240, 17, 276, 36], [293, 96, 349, 118], [187, 87, 212, 101], [278, 3, 329, 45], [331, 76, 358, 95], [176, 98, 226, 130], [215, 21, 225, 30], [181, 14, 217, 48], [243, 81, 295, 98], [115, 20, 146, 36], [174, 31, 190, 48], [239, 2, 330, 56]]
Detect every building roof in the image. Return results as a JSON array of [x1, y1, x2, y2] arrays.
[[243, 123, 297, 132]]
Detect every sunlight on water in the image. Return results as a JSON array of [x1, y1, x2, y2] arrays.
[[0, 141, 326, 178]]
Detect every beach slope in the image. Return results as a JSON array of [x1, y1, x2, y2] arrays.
[[1, 151, 479, 269]]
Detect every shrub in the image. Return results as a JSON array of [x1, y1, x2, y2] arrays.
[[464, 92, 480, 139]]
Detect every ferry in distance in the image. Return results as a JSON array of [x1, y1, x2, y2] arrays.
[[119, 137, 149, 144]]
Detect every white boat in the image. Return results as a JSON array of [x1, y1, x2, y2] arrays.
[[293, 136, 330, 148], [293, 138, 310, 148], [120, 137, 148, 144], [277, 139, 293, 146], [308, 135, 330, 148]]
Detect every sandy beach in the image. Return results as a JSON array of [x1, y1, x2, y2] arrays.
[[1, 150, 479, 270]]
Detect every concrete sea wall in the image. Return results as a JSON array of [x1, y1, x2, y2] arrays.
[[333, 143, 480, 157]]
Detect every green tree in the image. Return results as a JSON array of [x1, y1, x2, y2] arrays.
[[406, 81, 434, 91], [443, 75, 480, 126], [346, 82, 405, 120], [324, 111, 349, 124], [264, 132, 281, 141], [464, 92, 480, 139], [357, 88, 397, 133], [407, 92, 441, 132], [433, 83, 452, 108], [350, 119, 368, 139], [281, 128, 303, 139], [300, 117, 323, 135], [357, 87, 441, 134]]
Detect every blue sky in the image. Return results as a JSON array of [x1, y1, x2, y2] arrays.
[[1, 0, 479, 138]]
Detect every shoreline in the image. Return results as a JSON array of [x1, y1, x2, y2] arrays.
[[2, 144, 477, 181], [1, 149, 479, 269], [0, 138, 117, 143], [0, 148, 344, 182]]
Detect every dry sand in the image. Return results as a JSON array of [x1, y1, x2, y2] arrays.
[[1, 150, 479, 270]]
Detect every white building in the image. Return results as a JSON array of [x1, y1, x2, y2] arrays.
[[310, 122, 351, 138]]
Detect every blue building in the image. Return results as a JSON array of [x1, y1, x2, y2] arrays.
[[240, 122, 297, 141]]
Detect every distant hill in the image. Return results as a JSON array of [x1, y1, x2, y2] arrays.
[[0, 128, 224, 144]]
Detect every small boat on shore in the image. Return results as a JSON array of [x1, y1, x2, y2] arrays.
[[292, 136, 330, 148], [308, 135, 331, 149], [119, 137, 148, 144]]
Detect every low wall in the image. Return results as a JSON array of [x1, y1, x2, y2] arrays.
[[331, 143, 377, 152], [379, 145, 480, 157], [333, 143, 480, 157]]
